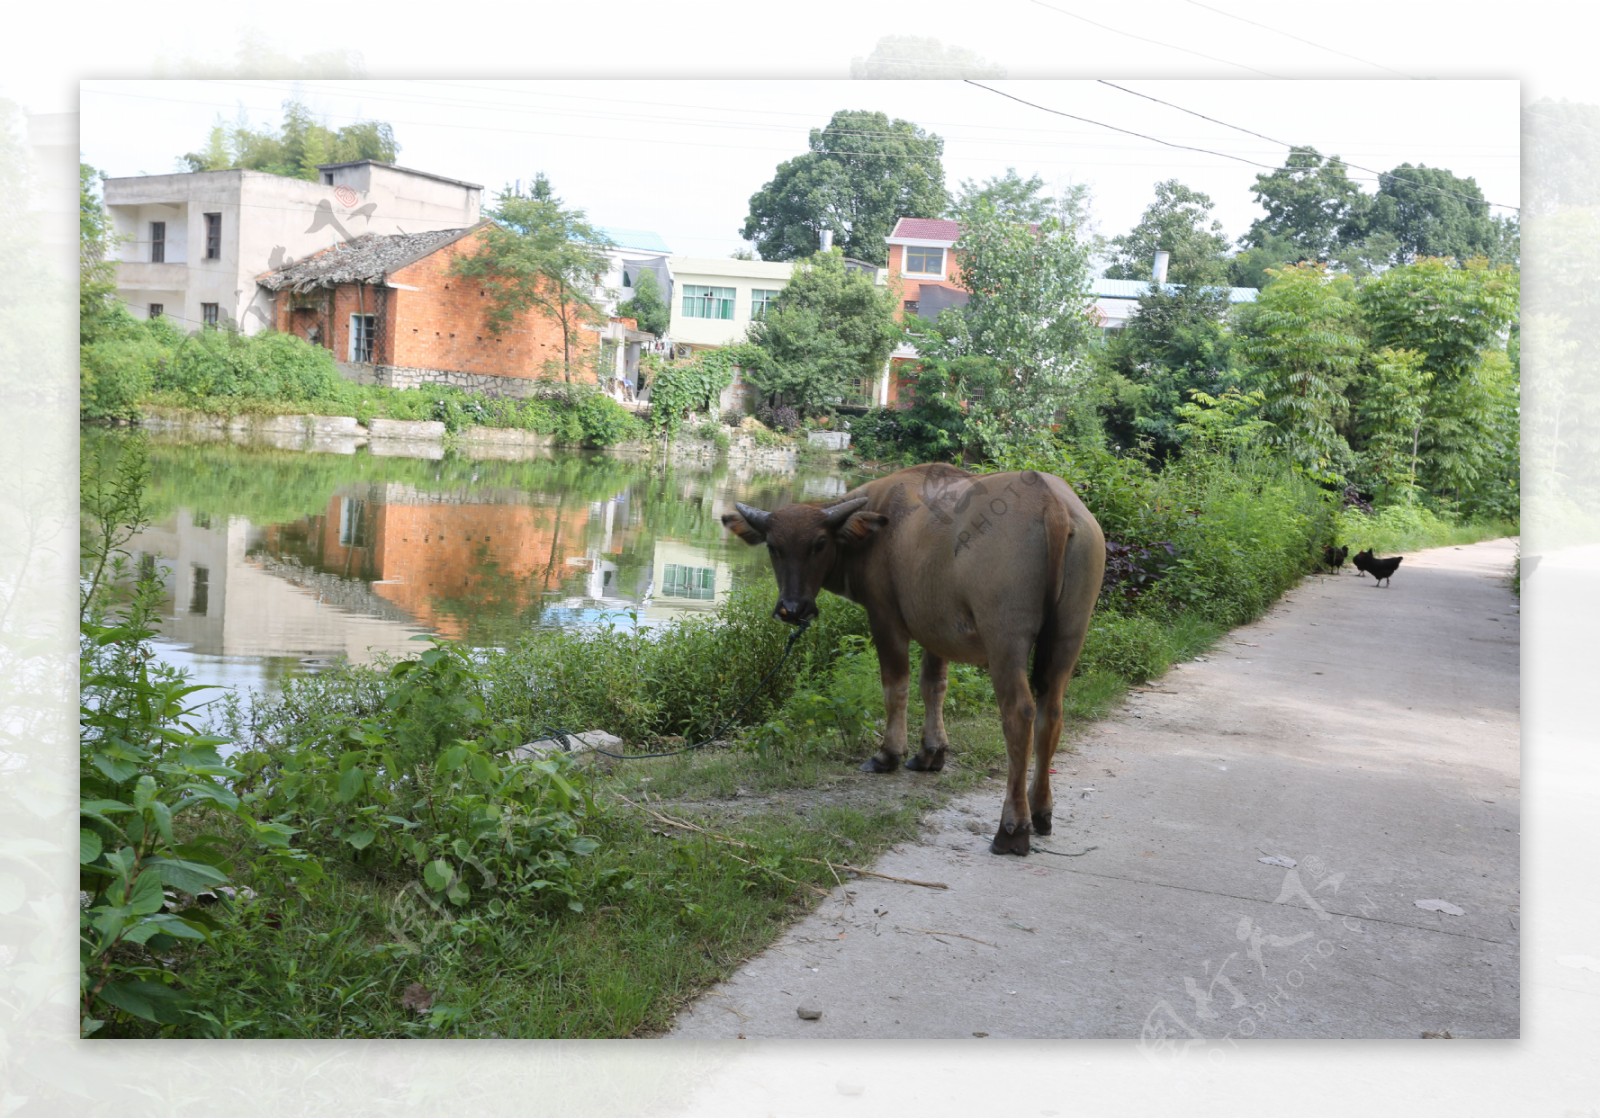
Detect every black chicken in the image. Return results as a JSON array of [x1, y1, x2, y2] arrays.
[[1352, 549, 1402, 587], [1322, 543, 1349, 572]]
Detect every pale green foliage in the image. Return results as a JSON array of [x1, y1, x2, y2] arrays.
[[1355, 257, 1519, 510], [179, 100, 398, 180], [452, 175, 614, 383], [1105, 179, 1229, 286], [615, 267, 668, 336], [744, 250, 899, 415], [919, 195, 1097, 459], [1355, 347, 1430, 504], [1236, 264, 1363, 481]]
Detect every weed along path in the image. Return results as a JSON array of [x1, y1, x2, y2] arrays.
[[664, 537, 1521, 1041]]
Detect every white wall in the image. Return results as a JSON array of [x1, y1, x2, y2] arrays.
[[666, 256, 793, 349]]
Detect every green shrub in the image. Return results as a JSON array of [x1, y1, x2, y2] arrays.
[[235, 641, 601, 914], [80, 310, 183, 421], [155, 328, 340, 404], [79, 436, 309, 1037]]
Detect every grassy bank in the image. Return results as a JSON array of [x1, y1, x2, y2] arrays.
[[80, 430, 1514, 1039]]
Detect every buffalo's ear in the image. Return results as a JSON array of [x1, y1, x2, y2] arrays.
[[721, 511, 767, 546], [835, 510, 889, 545]]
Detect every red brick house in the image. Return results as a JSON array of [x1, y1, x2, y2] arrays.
[[258, 222, 606, 396]]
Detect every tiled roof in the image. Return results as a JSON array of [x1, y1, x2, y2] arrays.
[[258, 226, 476, 293], [888, 217, 962, 242]]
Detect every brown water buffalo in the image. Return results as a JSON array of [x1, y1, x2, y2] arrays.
[[722, 463, 1105, 856]]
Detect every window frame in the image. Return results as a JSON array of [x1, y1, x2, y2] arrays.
[[203, 212, 222, 260], [750, 288, 781, 321], [148, 303, 164, 320], [902, 245, 945, 278], [200, 302, 220, 329], [349, 313, 377, 363], [150, 221, 165, 264], [681, 284, 736, 321]]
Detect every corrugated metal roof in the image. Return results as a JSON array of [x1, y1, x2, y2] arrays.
[[1093, 277, 1258, 303], [597, 226, 672, 254], [258, 226, 475, 293]]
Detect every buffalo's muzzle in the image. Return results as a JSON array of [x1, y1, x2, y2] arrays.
[[774, 600, 816, 625]]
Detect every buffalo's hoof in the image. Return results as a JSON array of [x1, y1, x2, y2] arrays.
[[905, 746, 947, 772], [860, 753, 901, 774], [990, 821, 1032, 857], [1031, 810, 1053, 836]]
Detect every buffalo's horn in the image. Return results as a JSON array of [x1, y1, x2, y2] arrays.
[[820, 496, 869, 528], [734, 501, 773, 533]]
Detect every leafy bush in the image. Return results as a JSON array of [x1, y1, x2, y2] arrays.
[[79, 436, 307, 1037], [649, 347, 758, 435], [235, 641, 602, 914], [575, 388, 643, 446], [80, 310, 184, 421], [155, 328, 341, 404], [750, 634, 883, 757]]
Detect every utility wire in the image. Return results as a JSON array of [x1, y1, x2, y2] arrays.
[[1023, 0, 1284, 78], [1180, 0, 1415, 78], [1094, 79, 1520, 213]]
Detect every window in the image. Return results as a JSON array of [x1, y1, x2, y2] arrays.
[[903, 246, 944, 276], [662, 563, 715, 600], [350, 314, 377, 363], [902, 299, 920, 315], [681, 284, 735, 320], [200, 303, 220, 329], [148, 303, 164, 319], [189, 565, 209, 616], [750, 288, 781, 321], [339, 498, 367, 547], [204, 212, 222, 260], [149, 221, 165, 263]]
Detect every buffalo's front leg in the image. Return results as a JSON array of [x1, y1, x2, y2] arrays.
[[906, 652, 949, 771], [860, 627, 911, 774]]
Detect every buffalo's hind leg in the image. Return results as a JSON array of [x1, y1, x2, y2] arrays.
[[1027, 587, 1095, 839], [987, 650, 1037, 856], [906, 652, 950, 772]]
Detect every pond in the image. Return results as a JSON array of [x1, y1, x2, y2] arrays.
[[83, 426, 861, 706]]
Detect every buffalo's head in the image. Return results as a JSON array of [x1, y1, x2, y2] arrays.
[[722, 496, 887, 625]]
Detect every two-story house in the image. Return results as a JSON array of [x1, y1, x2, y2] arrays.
[[104, 160, 482, 336], [882, 218, 1259, 406]]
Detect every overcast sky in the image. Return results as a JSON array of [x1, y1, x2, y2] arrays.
[[77, 77, 1519, 266]]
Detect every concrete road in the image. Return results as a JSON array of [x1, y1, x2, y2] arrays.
[[666, 538, 1520, 1041]]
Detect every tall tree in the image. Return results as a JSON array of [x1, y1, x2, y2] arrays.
[[744, 249, 899, 415], [916, 194, 1098, 457], [951, 168, 1052, 225], [1234, 264, 1364, 479], [452, 174, 614, 383], [1355, 163, 1504, 265], [740, 110, 948, 266], [1354, 256, 1520, 506], [1240, 147, 1365, 265], [849, 35, 1005, 79], [1104, 179, 1229, 287]]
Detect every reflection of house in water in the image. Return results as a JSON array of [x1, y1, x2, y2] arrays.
[[126, 510, 432, 664], [641, 539, 733, 623], [268, 482, 605, 642]]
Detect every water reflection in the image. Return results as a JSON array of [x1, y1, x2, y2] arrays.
[[96, 429, 856, 702]]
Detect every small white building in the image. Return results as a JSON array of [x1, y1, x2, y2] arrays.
[[104, 161, 482, 336], [665, 256, 795, 355]]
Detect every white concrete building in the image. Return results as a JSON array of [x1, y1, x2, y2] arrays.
[[665, 256, 795, 354], [104, 161, 482, 335]]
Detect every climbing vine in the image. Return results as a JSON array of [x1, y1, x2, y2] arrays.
[[647, 344, 767, 436]]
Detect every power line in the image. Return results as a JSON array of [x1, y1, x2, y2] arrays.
[[1179, 0, 1415, 78], [1022, 0, 1284, 77], [1094, 79, 1521, 213]]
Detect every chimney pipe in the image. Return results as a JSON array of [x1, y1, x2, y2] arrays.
[[1152, 250, 1170, 286], [820, 229, 834, 252]]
